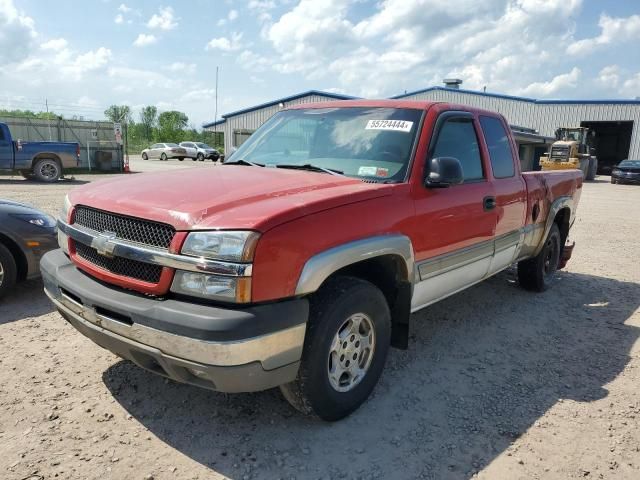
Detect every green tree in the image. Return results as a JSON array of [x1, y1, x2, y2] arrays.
[[138, 106, 157, 140], [158, 110, 189, 143], [104, 105, 132, 124]]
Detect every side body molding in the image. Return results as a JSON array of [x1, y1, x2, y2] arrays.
[[295, 234, 415, 295]]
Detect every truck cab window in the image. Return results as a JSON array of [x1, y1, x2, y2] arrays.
[[432, 118, 483, 181], [480, 116, 515, 178]]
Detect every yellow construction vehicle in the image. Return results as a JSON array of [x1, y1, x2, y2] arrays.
[[540, 127, 598, 180]]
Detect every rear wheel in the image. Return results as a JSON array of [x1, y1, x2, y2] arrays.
[[280, 276, 391, 421], [33, 158, 61, 182], [586, 157, 598, 181], [160, 153, 167, 161], [518, 223, 561, 292], [178, 157, 184, 161], [142, 152, 148, 160], [0, 242, 18, 300]]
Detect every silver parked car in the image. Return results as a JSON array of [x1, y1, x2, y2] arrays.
[[141, 143, 188, 161], [179, 142, 221, 161]]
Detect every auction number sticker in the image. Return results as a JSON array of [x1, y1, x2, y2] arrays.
[[365, 119, 413, 132]]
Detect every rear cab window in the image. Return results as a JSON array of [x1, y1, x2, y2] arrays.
[[479, 116, 515, 178]]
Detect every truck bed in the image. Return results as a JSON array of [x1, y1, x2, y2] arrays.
[[523, 169, 583, 231]]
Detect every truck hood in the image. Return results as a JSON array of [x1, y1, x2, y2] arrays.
[[68, 166, 392, 231]]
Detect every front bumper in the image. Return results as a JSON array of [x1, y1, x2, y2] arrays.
[[612, 173, 640, 184], [41, 249, 308, 392]]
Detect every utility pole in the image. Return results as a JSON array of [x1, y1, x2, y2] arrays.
[[214, 66, 219, 149], [45, 98, 52, 141]]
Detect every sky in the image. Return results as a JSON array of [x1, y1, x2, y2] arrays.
[[1, 0, 640, 128]]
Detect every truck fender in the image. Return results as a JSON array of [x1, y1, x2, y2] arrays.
[[533, 195, 573, 256], [295, 234, 415, 349]]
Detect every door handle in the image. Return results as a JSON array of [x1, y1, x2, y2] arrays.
[[483, 196, 496, 211]]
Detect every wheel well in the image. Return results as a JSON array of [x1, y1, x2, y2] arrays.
[[553, 207, 571, 249], [0, 233, 28, 281], [32, 154, 62, 169], [322, 254, 412, 349]]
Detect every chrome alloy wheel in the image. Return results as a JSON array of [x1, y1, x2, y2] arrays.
[[39, 161, 59, 180], [0, 261, 4, 286], [327, 313, 376, 392]]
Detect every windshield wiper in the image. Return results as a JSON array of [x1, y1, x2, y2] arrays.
[[275, 163, 344, 176], [224, 158, 264, 167]]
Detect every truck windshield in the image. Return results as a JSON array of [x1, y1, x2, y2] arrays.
[[229, 107, 423, 182]]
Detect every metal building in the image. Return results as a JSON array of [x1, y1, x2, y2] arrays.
[[203, 90, 356, 154], [204, 84, 640, 174], [392, 86, 640, 174]]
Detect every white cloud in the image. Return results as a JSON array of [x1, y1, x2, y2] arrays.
[[237, 49, 270, 72], [169, 62, 196, 74], [40, 38, 67, 50], [0, 0, 37, 64], [568, 14, 640, 56], [114, 13, 124, 24], [133, 33, 157, 47], [228, 9, 238, 21], [597, 65, 620, 88], [147, 6, 178, 30], [519, 68, 581, 97], [117, 3, 131, 13], [205, 32, 243, 51]]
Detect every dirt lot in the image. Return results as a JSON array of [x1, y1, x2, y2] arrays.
[[1, 172, 639, 480]]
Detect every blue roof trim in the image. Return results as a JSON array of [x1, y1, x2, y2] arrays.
[[392, 86, 640, 105], [202, 90, 358, 127]]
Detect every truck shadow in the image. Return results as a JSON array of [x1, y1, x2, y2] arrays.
[[0, 178, 91, 186], [0, 278, 53, 325], [103, 270, 640, 479]]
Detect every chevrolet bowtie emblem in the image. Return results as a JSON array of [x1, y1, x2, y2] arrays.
[[91, 231, 117, 258]]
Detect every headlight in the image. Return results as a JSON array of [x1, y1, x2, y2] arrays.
[[10, 213, 56, 228], [60, 194, 72, 222], [171, 271, 251, 302], [181, 231, 259, 262]]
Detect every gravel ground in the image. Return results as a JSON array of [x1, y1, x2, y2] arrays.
[[0, 172, 639, 480]]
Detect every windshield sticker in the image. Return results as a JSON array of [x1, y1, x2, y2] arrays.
[[358, 166, 390, 177], [365, 119, 413, 132]]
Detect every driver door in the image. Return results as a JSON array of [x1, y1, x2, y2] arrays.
[[410, 111, 497, 311]]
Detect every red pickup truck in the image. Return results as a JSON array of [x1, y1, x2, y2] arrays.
[[41, 100, 582, 421]]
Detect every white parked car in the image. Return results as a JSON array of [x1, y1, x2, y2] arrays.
[[141, 143, 187, 161], [179, 142, 221, 162]]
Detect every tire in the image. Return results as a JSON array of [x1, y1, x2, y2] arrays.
[[178, 157, 184, 161], [0, 242, 18, 300], [160, 153, 167, 161], [33, 158, 61, 182], [197, 153, 204, 161], [19, 170, 34, 180], [518, 223, 561, 292], [280, 276, 391, 421], [142, 153, 148, 160], [586, 157, 597, 181], [611, 178, 617, 184]]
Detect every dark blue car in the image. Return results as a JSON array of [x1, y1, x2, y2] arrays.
[[0, 199, 58, 299]]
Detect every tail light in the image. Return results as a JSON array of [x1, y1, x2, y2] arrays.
[[76, 144, 80, 158]]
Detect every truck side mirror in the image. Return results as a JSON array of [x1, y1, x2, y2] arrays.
[[425, 157, 464, 188]]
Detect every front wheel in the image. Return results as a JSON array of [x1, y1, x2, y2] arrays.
[[141, 152, 148, 160], [611, 178, 617, 184], [0, 242, 18, 300], [160, 153, 167, 161], [518, 223, 561, 292], [33, 158, 61, 182], [197, 153, 204, 161], [280, 276, 391, 421], [178, 157, 184, 161]]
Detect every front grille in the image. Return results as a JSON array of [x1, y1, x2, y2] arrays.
[[74, 206, 175, 249], [550, 146, 569, 161], [75, 242, 163, 284]]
